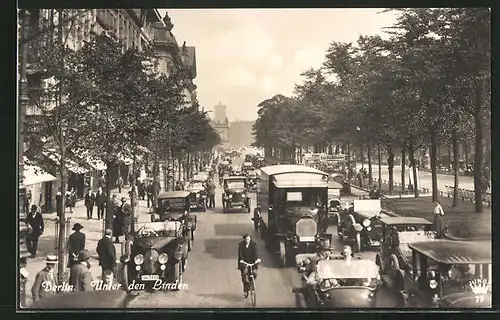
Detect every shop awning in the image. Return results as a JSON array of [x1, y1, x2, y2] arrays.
[[43, 151, 90, 175], [23, 165, 57, 186]]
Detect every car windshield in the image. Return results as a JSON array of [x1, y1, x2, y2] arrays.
[[227, 181, 245, 189], [437, 263, 492, 295], [159, 198, 185, 211], [135, 222, 181, 238], [394, 225, 428, 232]]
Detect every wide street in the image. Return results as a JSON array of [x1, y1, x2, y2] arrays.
[[356, 164, 475, 192], [127, 156, 400, 308]]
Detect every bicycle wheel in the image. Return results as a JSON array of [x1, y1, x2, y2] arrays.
[[250, 278, 256, 307]]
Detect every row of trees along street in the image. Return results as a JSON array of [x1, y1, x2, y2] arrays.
[[252, 8, 490, 213], [21, 10, 220, 281]]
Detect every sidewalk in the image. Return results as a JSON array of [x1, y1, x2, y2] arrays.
[[24, 185, 151, 307], [381, 196, 491, 240]]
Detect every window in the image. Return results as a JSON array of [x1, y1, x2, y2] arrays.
[[286, 192, 302, 201]]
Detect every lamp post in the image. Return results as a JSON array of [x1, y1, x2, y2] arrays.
[[18, 9, 31, 308]]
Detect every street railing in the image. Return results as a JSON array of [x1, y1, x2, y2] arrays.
[[444, 185, 491, 207]]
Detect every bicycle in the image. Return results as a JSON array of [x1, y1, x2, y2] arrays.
[[240, 259, 261, 307]]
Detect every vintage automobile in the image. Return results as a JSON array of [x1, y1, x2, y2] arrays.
[[337, 199, 390, 252], [397, 240, 491, 308], [185, 181, 207, 212], [242, 161, 255, 173], [257, 165, 332, 267], [219, 160, 231, 175], [119, 220, 190, 291], [31, 290, 134, 309], [293, 255, 381, 308], [246, 170, 258, 191], [327, 198, 349, 225], [193, 172, 209, 182], [254, 156, 265, 169], [375, 217, 434, 286], [151, 191, 196, 242], [232, 165, 244, 176], [222, 176, 251, 213]]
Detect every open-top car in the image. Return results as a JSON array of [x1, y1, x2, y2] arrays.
[[397, 240, 491, 308], [337, 199, 390, 252], [152, 191, 196, 243], [185, 181, 207, 212], [222, 176, 251, 213], [327, 198, 349, 225], [119, 220, 189, 291], [246, 170, 258, 191], [375, 217, 434, 287], [293, 256, 380, 308]]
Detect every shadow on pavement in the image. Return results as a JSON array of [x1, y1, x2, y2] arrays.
[[196, 292, 245, 304], [36, 235, 57, 257], [214, 223, 253, 237], [204, 238, 241, 260]]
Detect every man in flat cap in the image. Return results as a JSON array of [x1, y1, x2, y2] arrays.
[[31, 255, 58, 303], [67, 223, 86, 268], [69, 250, 94, 291], [97, 229, 117, 280]]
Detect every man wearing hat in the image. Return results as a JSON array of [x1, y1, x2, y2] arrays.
[[112, 198, 126, 243], [97, 229, 117, 279], [31, 255, 59, 303], [26, 205, 44, 258], [122, 203, 132, 241], [69, 250, 94, 291], [67, 223, 86, 268]]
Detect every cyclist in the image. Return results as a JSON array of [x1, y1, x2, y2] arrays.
[[238, 233, 261, 298], [252, 203, 262, 231]]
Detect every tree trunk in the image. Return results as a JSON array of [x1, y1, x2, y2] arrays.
[[430, 131, 439, 202], [401, 143, 406, 191], [387, 145, 394, 191], [367, 146, 373, 185], [105, 162, 113, 231], [152, 142, 159, 206], [464, 142, 469, 167], [360, 146, 364, 169], [57, 151, 67, 282], [346, 144, 352, 180], [378, 145, 382, 189], [452, 128, 459, 207], [473, 77, 484, 213], [408, 141, 419, 198]]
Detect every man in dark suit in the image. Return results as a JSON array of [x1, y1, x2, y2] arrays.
[[26, 205, 44, 258], [69, 250, 94, 291], [112, 198, 126, 243], [96, 229, 117, 279], [84, 189, 95, 220], [31, 255, 59, 303], [237, 233, 261, 298], [67, 223, 86, 268], [95, 187, 106, 220]]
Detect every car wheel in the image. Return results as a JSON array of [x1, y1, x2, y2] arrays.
[[295, 291, 307, 308], [191, 229, 195, 241], [121, 263, 130, 289], [172, 261, 182, 287], [187, 236, 192, 252], [279, 240, 286, 267], [354, 233, 361, 252]]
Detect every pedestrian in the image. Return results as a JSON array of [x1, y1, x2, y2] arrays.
[[138, 181, 146, 200], [207, 180, 216, 208], [96, 229, 117, 280], [433, 200, 445, 238], [252, 203, 262, 231], [31, 255, 59, 303], [56, 190, 63, 218], [99, 174, 106, 190], [95, 187, 106, 220], [26, 205, 44, 258], [122, 204, 132, 241], [175, 181, 182, 191], [26, 189, 32, 214], [113, 198, 126, 243], [67, 223, 86, 268], [117, 176, 124, 194], [68, 250, 94, 292], [84, 189, 95, 220], [146, 182, 153, 208]]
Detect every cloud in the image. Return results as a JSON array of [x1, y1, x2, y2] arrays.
[[222, 68, 257, 87], [293, 47, 326, 71], [260, 76, 276, 92], [267, 54, 283, 71]]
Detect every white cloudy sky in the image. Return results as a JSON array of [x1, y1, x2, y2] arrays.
[[157, 9, 398, 121]]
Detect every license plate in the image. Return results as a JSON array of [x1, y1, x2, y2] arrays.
[[299, 236, 315, 242], [190, 205, 197, 208], [141, 275, 159, 281], [234, 206, 242, 209], [371, 241, 380, 246]]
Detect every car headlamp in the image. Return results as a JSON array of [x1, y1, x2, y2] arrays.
[[366, 226, 372, 232], [362, 219, 371, 227], [160, 264, 166, 270], [427, 270, 436, 279], [135, 265, 141, 271], [158, 253, 169, 264], [134, 254, 144, 265], [429, 279, 438, 289], [242, 194, 246, 198], [196, 193, 200, 198], [229, 194, 233, 199]]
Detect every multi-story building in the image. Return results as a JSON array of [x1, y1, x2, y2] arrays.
[[22, 9, 164, 210], [211, 102, 230, 145]]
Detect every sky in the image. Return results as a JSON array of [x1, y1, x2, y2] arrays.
[[157, 9, 399, 122]]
